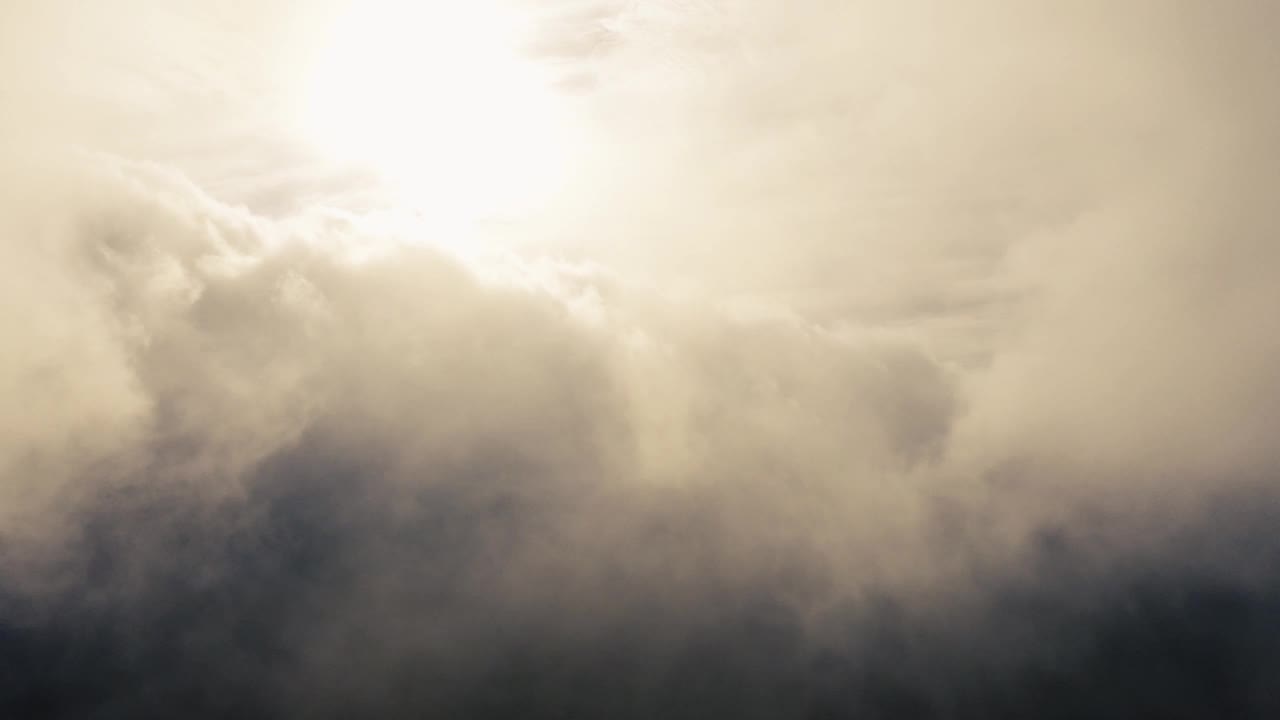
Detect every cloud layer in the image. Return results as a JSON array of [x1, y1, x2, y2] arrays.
[[4, 1, 1280, 717]]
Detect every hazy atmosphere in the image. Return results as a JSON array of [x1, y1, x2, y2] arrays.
[[4, 1, 1280, 717]]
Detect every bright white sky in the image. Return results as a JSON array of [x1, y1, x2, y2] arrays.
[[4, 0, 1279, 401]]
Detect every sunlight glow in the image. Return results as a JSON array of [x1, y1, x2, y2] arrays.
[[302, 1, 570, 228]]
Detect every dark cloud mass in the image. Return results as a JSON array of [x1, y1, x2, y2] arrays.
[[4, 1, 1280, 718]]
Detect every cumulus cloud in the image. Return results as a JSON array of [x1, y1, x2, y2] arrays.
[[3, 1, 1280, 717]]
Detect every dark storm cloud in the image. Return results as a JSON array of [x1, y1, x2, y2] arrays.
[[5, 1, 1280, 718]]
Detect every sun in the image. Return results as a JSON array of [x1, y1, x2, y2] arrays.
[[301, 1, 569, 227]]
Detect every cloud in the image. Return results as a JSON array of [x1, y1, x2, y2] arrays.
[[0, 151, 958, 714], [3, 1, 1280, 717]]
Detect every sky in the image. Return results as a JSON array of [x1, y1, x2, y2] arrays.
[[3, 1, 1280, 717]]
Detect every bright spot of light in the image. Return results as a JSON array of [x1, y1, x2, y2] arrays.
[[301, 1, 573, 233]]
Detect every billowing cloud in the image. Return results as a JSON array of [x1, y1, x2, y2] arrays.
[[3, 1, 1280, 718]]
